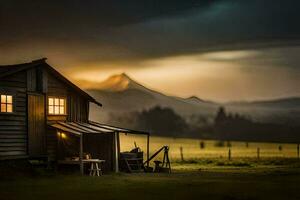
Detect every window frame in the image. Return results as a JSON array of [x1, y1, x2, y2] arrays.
[[47, 96, 67, 116], [0, 93, 15, 114]]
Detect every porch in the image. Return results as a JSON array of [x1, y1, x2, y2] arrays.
[[49, 121, 150, 175]]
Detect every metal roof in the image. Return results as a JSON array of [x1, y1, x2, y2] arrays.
[[89, 121, 149, 135], [50, 121, 149, 136]]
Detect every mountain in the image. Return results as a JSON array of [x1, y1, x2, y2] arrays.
[[87, 73, 300, 127], [96, 73, 148, 92], [87, 73, 219, 124]]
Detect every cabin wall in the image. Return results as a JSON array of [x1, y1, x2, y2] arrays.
[[0, 65, 93, 161], [45, 69, 90, 160], [83, 134, 114, 171], [46, 69, 89, 124], [0, 71, 28, 159]]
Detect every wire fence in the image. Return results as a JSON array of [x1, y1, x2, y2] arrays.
[[120, 134, 300, 161]]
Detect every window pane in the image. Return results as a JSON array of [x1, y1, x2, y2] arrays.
[[54, 98, 59, 106], [1, 95, 6, 103], [6, 104, 13, 112], [48, 98, 54, 106], [59, 99, 65, 106], [49, 105, 54, 114], [6, 96, 12, 104], [1, 104, 6, 112], [47, 97, 67, 115], [59, 106, 64, 114], [54, 106, 59, 114]]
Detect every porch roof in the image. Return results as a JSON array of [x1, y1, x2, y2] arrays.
[[49, 121, 149, 136]]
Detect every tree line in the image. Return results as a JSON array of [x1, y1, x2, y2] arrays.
[[107, 106, 300, 143]]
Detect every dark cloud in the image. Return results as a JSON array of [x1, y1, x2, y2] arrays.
[[0, 0, 218, 38], [0, 0, 300, 65]]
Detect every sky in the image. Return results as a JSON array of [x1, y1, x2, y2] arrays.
[[0, 0, 299, 102]]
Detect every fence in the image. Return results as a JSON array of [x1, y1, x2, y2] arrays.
[[120, 134, 300, 161]]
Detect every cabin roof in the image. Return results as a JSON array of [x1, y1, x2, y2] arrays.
[[50, 121, 149, 136], [0, 58, 102, 106]]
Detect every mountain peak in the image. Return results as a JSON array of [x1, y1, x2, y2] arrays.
[[110, 73, 131, 81], [110, 73, 132, 83], [119, 72, 130, 79], [187, 96, 205, 102], [185, 95, 216, 105], [97, 73, 144, 92]]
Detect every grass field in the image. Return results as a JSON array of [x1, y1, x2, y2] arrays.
[[1, 136, 300, 200], [1, 163, 300, 200], [120, 134, 300, 160]]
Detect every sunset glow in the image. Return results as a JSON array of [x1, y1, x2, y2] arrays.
[[70, 48, 300, 102]]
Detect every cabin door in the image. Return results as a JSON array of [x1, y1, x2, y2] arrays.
[[28, 93, 46, 156]]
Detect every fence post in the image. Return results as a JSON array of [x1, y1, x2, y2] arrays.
[[228, 148, 231, 160], [200, 141, 205, 149], [257, 147, 260, 159], [297, 144, 299, 159], [180, 146, 184, 161]]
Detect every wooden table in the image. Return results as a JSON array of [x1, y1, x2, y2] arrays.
[[87, 159, 105, 176], [58, 159, 105, 176]]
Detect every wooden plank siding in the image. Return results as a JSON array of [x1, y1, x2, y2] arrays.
[[0, 63, 94, 161], [0, 71, 28, 158], [28, 94, 46, 156], [45, 69, 90, 160], [46, 69, 89, 124]]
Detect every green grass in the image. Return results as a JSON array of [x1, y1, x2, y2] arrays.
[[120, 134, 300, 160], [172, 157, 300, 166], [2, 133, 299, 200], [1, 159, 300, 200]]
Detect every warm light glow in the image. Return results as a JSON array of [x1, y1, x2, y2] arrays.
[[61, 133, 67, 139], [0, 95, 13, 113], [1, 95, 6, 103], [57, 132, 67, 139], [49, 98, 53, 106], [48, 97, 66, 115], [1, 104, 6, 112], [6, 104, 13, 112], [71, 48, 300, 102], [6, 95, 12, 104]]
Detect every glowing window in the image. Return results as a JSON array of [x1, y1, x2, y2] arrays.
[[1, 95, 13, 113], [48, 97, 66, 115]]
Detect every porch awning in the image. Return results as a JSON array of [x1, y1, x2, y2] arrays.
[[50, 121, 150, 174], [49, 121, 149, 136]]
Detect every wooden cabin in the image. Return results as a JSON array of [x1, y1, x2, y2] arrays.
[[0, 58, 149, 173]]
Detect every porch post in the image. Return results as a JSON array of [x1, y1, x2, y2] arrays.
[[117, 132, 120, 168], [147, 133, 150, 168], [79, 133, 84, 175], [57, 131, 62, 160], [114, 132, 119, 173]]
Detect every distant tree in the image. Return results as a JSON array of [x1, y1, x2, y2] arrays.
[[136, 106, 188, 136], [214, 106, 227, 125]]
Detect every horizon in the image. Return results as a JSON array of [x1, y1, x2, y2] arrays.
[[74, 71, 300, 104]]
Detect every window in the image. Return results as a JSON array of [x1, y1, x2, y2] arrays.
[[1, 94, 13, 113], [48, 97, 66, 115], [1, 95, 13, 113]]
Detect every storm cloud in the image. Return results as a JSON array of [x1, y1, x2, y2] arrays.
[[1, 0, 300, 64]]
